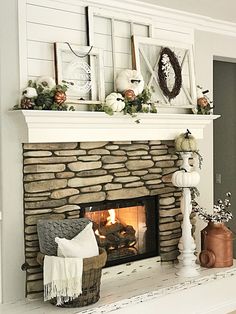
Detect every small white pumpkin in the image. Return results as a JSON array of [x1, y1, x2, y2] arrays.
[[115, 69, 144, 96], [172, 169, 200, 187], [175, 129, 197, 152], [22, 87, 37, 98], [105, 92, 125, 112]]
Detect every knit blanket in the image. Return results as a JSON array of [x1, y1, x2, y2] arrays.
[[44, 255, 83, 305]]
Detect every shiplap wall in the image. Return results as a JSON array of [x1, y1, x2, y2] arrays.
[[22, 0, 194, 99]]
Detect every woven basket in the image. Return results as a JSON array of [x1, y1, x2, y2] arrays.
[[37, 248, 107, 307]]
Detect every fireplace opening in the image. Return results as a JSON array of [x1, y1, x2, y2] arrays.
[[80, 196, 159, 267]]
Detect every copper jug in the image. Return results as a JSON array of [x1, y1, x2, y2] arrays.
[[200, 222, 233, 268]]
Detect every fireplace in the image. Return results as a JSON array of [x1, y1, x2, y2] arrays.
[[23, 140, 183, 299], [81, 196, 159, 266]]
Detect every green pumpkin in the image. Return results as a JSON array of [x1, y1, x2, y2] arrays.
[[175, 129, 197, 152]]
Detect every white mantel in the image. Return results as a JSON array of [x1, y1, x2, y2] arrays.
[[13, 110, 220, 143]]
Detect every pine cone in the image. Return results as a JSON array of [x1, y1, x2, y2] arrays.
[[20, 97, 34, 109], [54, 91, 66, 105]]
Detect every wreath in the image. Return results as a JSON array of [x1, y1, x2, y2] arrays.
[[158, 47, 182, 100]]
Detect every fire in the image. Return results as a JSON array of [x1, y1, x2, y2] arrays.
[[95, 229, 105, 239], [107, 209, 116, 225]]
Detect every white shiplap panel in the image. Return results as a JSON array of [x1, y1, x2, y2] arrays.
[[27, 59, 54, 77], [27, 41, 54, 60], [27, 0, 85, 15], [115, 53, 132, 69], [27, 4, 86, 31], [27, 22, 87, 44]]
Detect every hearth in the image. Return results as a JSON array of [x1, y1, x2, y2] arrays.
[[81, 196, 159, 266]]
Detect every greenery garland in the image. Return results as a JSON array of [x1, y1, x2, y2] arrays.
[[158, 47, 182, 100]]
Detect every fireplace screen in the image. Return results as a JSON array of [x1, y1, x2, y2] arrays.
[[80, 196, 159, 266]]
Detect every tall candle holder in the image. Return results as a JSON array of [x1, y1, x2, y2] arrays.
[[172, 152, 200, 277]]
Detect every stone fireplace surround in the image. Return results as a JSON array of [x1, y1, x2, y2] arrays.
[[22, 139, 194, 299]]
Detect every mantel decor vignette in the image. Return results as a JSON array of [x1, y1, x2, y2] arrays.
[[11, 2, 229, 309]]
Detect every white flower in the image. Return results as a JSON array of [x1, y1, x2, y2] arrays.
[[23, 87, 37, 98], [36, 76, 56, 90]]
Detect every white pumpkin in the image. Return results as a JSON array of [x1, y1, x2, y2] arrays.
[[175, 129, 197, 152], [115, 69, 144, 96], [172, 169, 200, 187], [105, 92, 125, 112]]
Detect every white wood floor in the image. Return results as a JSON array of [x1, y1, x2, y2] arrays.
[[1, 259, 236, 314]]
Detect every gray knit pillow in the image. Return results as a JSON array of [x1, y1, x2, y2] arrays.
[[37, 218, 90, 256]]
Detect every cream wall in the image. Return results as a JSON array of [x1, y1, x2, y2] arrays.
[[1, 0, 236, 304]]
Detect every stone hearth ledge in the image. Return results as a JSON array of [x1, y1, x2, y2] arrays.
[[76, 259, 236, 314], [12, 110, 220, 143]]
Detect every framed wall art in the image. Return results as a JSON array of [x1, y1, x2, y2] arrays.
[[54, 42, 105, 105], [131, 36, 197, 110]]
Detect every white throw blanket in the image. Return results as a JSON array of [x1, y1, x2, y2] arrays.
[[44, 255, 83, 305]]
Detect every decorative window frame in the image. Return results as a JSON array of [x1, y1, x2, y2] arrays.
[[86, 6, 154, 91], [131, 35, 197, 109], [54, 42, 105, 105]]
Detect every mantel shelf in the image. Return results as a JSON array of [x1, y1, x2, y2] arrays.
[[12, 110, 220, 143]]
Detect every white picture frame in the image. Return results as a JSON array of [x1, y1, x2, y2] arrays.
[[131, 35, 197, 109], [54, 42, 105, 105]]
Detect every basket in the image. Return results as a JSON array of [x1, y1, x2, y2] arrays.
[[37, 248, 107, 307]]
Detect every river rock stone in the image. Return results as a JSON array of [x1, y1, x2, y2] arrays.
[[105, 145, 119, 150], [27, 280, 43, 292], [160, 250, 179, 261], [24, 143, 77, 150], [124, 182, 144, 188], [24, 179, 67, 193], [80, 142, 108, 149], [159, 217, 175, 224], [76, 169, 107, 177], [114, 171, 130, 177], [120, 144, 149, 151], [24, 164, 66, 173], [56, 172, 75, 178], [27, 273, 43, 281], [78, 155, 101, 161], [160, 238, 180, 247], [88, 149, 110, 155], [148, 168, 162, 174], [150, 150, 168, 156], [102, 156, 127, 163], [24, 173, 55, 182], [80, 185, 102, 193], [162, 167, 179, 175], [159, 208, 181, 217], [23, 151, 52, 157], [104, 183, 122, 191], [103, 163, 125, 169], [54, 150, 86, 156], [68, 161, 101, 172], [155, 161, 175, 168], [159, 222, 181, 232], [126, 160, 154, 170], [25, 234, 39, 241], [127, 150, 148, 156], [69, 192, 106, 204], [107, 187, 149, 200], [68, 175, 112, 187], [24, 156, 77, 165], [25, 226, 37, 234], [132, 170, 148, 176], [53, 205, 80, 213], [25, 199, 67, 209], [111, 150, 126, 156], [50, 188, 79, 199], [114, 176, 139, 183], [145, 179, 162, 185], [25, 209, 52, 215], [153, 155, 178, 161], [24, 197, 49, 202], [25, 213, 65, 226], [149, 140, 161, 145], [159, 197, 175, 206]]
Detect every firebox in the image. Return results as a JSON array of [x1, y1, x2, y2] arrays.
[[80, 196, 159, 267]]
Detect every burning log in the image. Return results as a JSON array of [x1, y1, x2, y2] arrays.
[[98, 222, 123, 236]]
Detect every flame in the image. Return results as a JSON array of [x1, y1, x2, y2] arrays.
[[95, 229, 105, 239], [107, 209, 116, 225]]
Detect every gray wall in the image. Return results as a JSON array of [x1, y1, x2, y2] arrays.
[[213, 61, 236, 254]]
